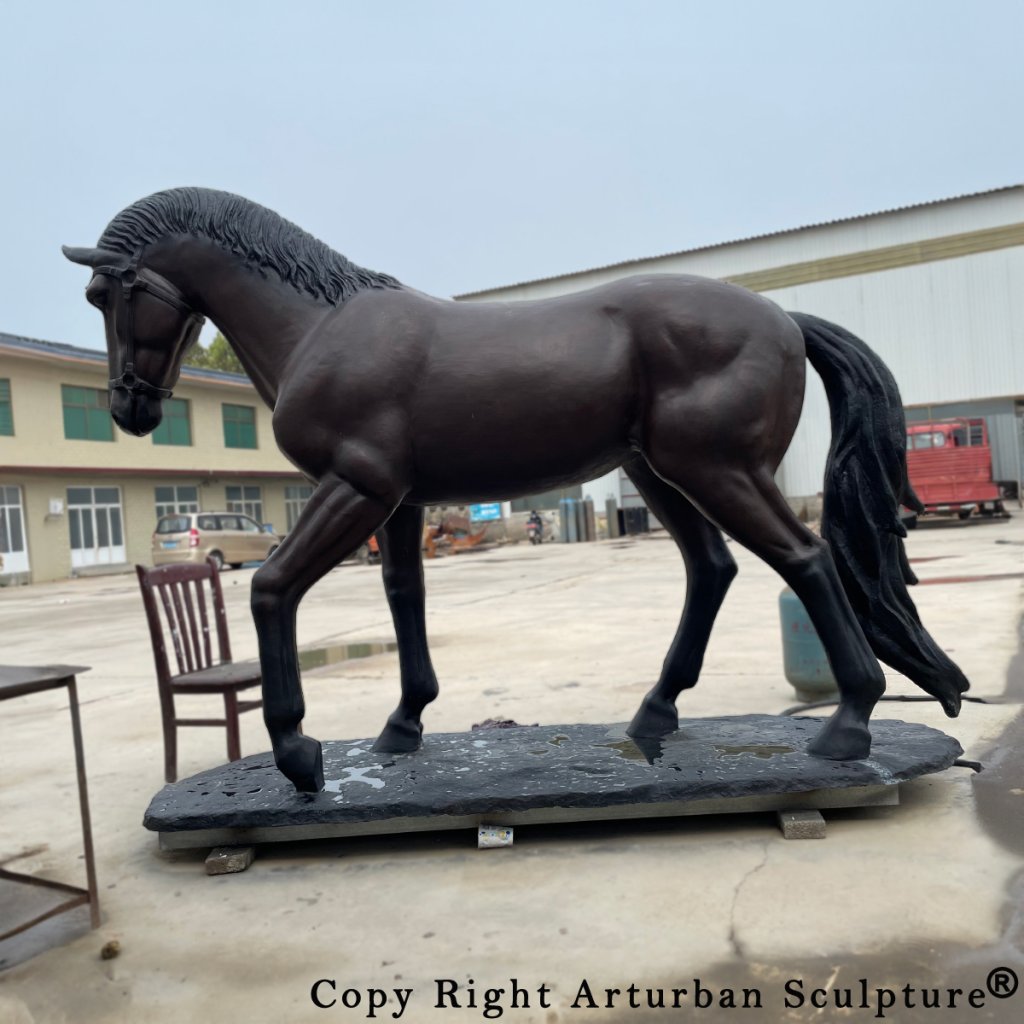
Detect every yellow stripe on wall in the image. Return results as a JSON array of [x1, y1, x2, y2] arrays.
[[726, 222, 1024, 293]]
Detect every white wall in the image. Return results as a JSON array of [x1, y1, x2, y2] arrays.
[[580, 468, 622, 506], [460, 188, 1024, 302], [456, 188, 1024, 500], [767, 246, 1024, 495]]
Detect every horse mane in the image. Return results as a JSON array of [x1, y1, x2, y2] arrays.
[[97, 187, 402, 306]]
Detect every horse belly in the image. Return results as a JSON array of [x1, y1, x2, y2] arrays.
[[405, 445, 628, 505], [404, 325, 635, 504]]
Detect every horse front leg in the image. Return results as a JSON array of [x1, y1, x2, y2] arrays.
[[373, 503, 439, 753], [251, 475, 395, 792]]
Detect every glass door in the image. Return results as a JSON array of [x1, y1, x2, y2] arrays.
[[68, 487, 126, 569], [0, 485, 30, 576]]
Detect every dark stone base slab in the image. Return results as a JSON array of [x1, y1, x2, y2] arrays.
[[145, 715, 963, 849]]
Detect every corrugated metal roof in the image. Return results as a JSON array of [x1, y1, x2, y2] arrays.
[[0, 331, 250, 386], [0, 331, 104, 362], [454, 184, 1024, 299]]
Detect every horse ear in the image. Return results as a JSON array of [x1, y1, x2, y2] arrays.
[[62, 246, 122, 267]]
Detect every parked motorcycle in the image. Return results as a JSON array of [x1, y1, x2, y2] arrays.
[[526, 514, 544, 545]]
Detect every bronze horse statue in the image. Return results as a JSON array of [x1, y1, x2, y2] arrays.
[[64, 188, 968, 793]]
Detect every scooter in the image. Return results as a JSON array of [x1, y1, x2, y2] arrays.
[[526, 519, 544, 545]]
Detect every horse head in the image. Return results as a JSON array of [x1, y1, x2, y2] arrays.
[[62, 245, 205, 437]]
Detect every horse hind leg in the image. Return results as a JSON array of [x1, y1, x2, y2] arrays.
[[373, 503, 440, 753], [646, 459, 886, 760], [623, 456, 737, 738]]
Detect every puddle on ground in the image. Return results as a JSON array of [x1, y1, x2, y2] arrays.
[[919, 571, 1024, 586], [972, 613, 1024, 857], [298, 640, 398, 671], [616, 915, 1024, 1024], [715, 744, 794, 759], [471, 555, 543, 563]]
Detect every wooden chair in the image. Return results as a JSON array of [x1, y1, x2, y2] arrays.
[[135, 557, 263, 783]]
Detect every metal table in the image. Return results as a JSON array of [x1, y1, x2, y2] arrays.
[[0, 665, 100, 939]]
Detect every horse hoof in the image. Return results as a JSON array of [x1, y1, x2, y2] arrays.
[[373, 717, 424, 754], [806, 713, 872, 761], [276, 734, 324, 792], [626, 696, 678, 738]]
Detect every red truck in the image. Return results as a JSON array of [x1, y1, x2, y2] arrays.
[[903, 417, 1007, 525]]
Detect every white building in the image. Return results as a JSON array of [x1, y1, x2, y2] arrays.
[[455, 186, 1024, 517]]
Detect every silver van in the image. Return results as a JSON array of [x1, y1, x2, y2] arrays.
[[152, 512, 280, 570]]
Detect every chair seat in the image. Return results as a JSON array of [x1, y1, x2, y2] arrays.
[[170, 660, 263, 693]]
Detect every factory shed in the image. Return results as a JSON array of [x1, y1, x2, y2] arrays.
[[455, 186, 1024, 517]]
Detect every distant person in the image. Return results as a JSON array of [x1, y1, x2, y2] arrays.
[[527, 509, 544, 543]]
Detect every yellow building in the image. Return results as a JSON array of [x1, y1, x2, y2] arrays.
[[0, 332, 311, 584]]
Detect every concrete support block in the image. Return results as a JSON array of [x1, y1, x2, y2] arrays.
[[777, 809, 826, 840]]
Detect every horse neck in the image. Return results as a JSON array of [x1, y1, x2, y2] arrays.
[[146, 238, 330, 405]]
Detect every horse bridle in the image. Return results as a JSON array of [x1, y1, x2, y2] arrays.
[[92, 256, 206, 400]]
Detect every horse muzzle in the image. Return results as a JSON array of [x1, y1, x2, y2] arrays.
[[110, 386, 164, 437]]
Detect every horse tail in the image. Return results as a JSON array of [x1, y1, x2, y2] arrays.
[[787, 311, 969, 716]]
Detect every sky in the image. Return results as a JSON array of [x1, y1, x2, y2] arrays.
[[1, 0, 1022, 351]]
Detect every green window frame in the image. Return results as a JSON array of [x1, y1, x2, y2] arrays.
[[0, 379, 12, 436], [223, 403, 257, 449], [151, 397, 192, 446], [62, 384, 113, 442]]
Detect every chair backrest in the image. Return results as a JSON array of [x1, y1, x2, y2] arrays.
[[135, 558, 233, 685]]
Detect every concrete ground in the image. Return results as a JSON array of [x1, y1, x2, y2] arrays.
[[1, 515, 1022, 1023]]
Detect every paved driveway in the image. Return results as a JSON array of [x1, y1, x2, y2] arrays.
[[1, 516, 1022, 1022]]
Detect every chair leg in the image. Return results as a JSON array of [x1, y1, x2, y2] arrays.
[[225, 692, 242, 762], [164, 720, 178, 784]]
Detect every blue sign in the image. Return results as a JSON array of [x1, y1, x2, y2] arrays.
[[470, 502, 503, 522]]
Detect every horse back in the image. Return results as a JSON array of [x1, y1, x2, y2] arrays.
[[273, 275, 803, 502]]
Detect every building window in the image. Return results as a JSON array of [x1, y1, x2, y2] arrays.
[[0, 379, 13, 436], [285, 484, 314, 531], [151, 398, 192, 446], [223, 404, 257, 449], [226, 485, 263, 523], [155, 485, 200, 519], [62, 385, 113, 442]]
